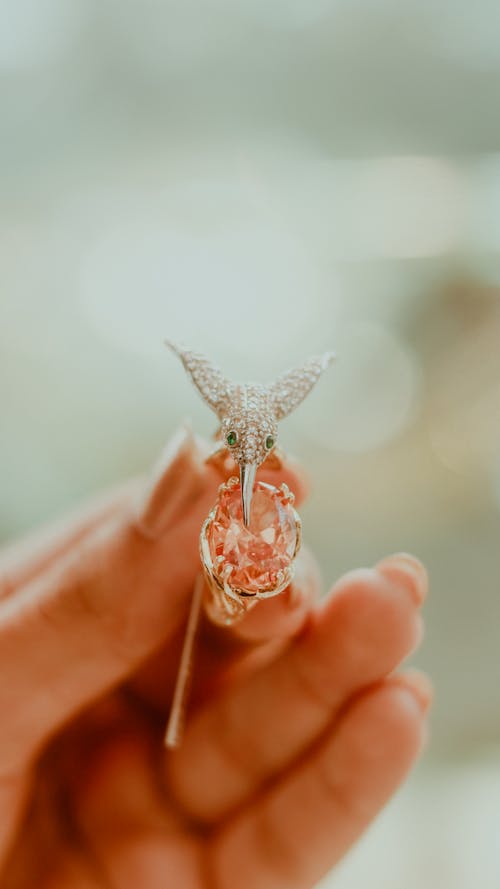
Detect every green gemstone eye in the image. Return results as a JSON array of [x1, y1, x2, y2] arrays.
[[226, 430, 238, 447], [265, 434, 275, 450]]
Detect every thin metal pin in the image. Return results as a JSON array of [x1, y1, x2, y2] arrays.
[[240, 462, 257, 527], [164, 573, 205, 749]]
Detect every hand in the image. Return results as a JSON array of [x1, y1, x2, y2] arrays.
[[0, 427, 431, 889]]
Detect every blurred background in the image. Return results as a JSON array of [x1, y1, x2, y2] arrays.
[[1, 0, 499, 885]]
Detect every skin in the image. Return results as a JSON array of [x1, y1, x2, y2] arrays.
[[0, 427, 432, 889]]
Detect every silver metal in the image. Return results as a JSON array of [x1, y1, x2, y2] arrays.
[[240, 462, 257, 527], [166, 341, 334, 524], [164, 572, 205, 749]]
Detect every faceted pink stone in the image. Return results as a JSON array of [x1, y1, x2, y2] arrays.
[[207, 481, 298, 594]]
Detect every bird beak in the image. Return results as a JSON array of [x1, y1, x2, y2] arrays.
[[240, 463, 257, 527]]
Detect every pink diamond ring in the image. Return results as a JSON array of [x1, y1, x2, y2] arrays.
[[164, 343, 334, 748], [201, 476, 302, 627]]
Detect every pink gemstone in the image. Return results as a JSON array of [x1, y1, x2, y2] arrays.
[[207, 481, 298, 594]]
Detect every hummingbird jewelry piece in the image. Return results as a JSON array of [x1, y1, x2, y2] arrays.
[[164, 342, 335, 748]]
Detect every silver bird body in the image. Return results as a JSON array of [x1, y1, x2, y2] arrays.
[[166, 342, 334, 525]]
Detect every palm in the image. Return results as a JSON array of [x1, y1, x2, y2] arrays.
[[3, 688, 213, 888], [0, 433, 430, 888]]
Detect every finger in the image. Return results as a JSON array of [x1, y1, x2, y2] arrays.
[[228, 545, 321, 644], [0, 430, 308, 603], [211, 673, 432, 889], [42, 855, 105, 889], [2, 853, 103, 889], [0, 772, 30, 868], [128, 546, 321, 713], [0, 426, 212, 773], [74, 729, 202, 889], [0, 478, 139, 601], [193, 545, 322, 698], [166, 556, 427, 821], [0, 426, 308, 775]]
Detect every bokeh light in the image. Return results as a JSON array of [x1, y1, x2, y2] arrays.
[[77, 178, 334, 365], [0, 0, 85, 69], [350, 157, 465, 259], [307, 322, 422, 453]]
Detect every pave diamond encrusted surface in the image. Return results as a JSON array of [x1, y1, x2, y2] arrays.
[[166, 341, 334, 468]]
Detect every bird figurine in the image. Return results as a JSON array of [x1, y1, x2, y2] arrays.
[[165, 341, 335, 526]]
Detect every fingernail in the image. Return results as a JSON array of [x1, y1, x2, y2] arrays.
[[392, 669, 434, 714], [287, 554, 306, 609], [135, 423, 208, 540], [287, 547, 321, 610], [286, 582, 304, 609], [376, 553, 429, 606]]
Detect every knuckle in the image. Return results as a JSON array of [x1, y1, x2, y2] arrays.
[[289, 636, 336, 716], [319, 756, 371, 823], [253, 803, 304, 888]]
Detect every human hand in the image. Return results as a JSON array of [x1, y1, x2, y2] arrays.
[[0, 427, 431, 888]]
